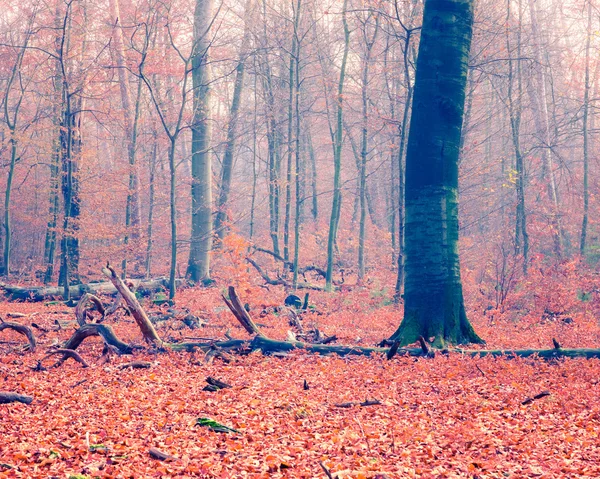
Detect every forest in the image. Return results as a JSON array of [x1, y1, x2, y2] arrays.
[[1, 0, 600, 477]]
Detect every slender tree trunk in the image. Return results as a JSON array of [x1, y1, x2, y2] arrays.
[[187, 0, 214, 283], [145, 125, 158, 278], [580, 0, 592, 255], [507, 0, 529, 274], [357, 14, 379, 281], [214, 0, 252, 239], [306, 129, 318, 222], [325, 0, 349, 291], [389, 0, 483, 347], [526, 0, 561, 258], [292, 0, 302, 288], [394, 28, 415, 299]]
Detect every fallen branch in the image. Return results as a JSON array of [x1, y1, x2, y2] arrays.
[[319, 461, 335, 479], [42, 348, 89, 368], [149, 448, 177, 461], [522, 391, 551, 405], [334, 399, 381, 408], [75, 293, 106, 326], [246, 258, 325, 291], [63, 323, 135, 354], [102, 264, 162, 344], [253, 247, 328, 278], [0, 392, 33, 404], [117, 361, 152, 369], [222, 286, 265, 337], [0, 320, 36, 351]]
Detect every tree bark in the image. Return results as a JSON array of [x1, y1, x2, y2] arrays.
[[389, 0, 483, 347], [187, 0, 214, 283], [325, 0, 349, 291]]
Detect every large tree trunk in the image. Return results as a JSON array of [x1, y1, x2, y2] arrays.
[[389, 0, 483, 348], [187, 0, 214, 283]]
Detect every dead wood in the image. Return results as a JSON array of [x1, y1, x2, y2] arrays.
[[553, 338, 561, 349], [75, 293, 106, 326], [253, 247, 328, 278], [386, 341, 400, 360], [102, 264, 162, 344], [149, 447, 177, 461], [334, 399, 381, 408], [98, 343, 119, 365], [42, 348, 89, 368], [117, 360, 152, 369], [246, 258, 325, 291], [522, 391, 551, 405], [0, 278, 177, 302], [222, 286, 266, 337], [319, 461, 335, 479], [0, 320, 36, 351], [0, 392, 33, 404], [206, 377, 231, 389], [63, 323, 135, 354]]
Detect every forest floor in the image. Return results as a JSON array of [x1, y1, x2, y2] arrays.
[[1, 283, 600, 478]]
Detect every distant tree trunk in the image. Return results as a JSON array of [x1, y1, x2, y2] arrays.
[[394, 25, 416, 300], [389, 0, 483, 347], [526, 0, 562, 258], [357, 13, 379, 281], [2, 18, 32, 276], [260, 0, 281, 256], [58, 1, 88, 299], [145, 124, 158, 278], [306, 128, 318, 222], [214, 0, 252, 240], [580, 0, 592, 255], [109, 0, 142, 276], [284, 0, 300, 262], [325, 0, 349, 291], [292, 0, 302, 288], [507, 0, 528, 274], [187, 0, 214, 283]]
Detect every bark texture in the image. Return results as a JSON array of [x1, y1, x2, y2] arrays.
[[390, 0, 483, 347]]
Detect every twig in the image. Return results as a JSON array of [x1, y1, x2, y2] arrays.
[[319, 461, 335, 479], [476, 364, 485, 376], [355, 418, 371, 454], [522, 391, 550, 405]]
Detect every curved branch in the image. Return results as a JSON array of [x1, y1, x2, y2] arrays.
[[0, 320, 36, 351]]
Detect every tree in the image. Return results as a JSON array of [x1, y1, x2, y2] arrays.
[[389, 0, 483, 347], [187, 0, 214, 284]]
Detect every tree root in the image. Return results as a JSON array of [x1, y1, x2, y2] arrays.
[[0, 320, 36, 351]]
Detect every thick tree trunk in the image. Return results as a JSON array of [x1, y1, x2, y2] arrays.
[[187, 0, 214, 283], [389, 0, 483, 347]]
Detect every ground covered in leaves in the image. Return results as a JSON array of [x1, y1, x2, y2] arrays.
[[1, 283, 600, 478]]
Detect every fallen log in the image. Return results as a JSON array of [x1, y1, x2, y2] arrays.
[[0, 320, 36, 351], [117, 361, 152, 369], [0, 277, 179, 302], [0, 392, 33, 404]]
